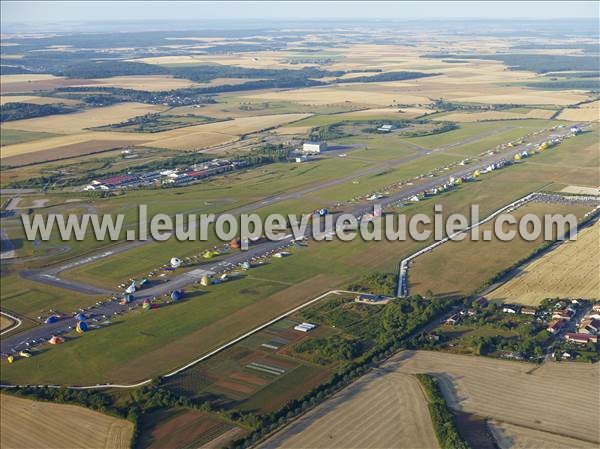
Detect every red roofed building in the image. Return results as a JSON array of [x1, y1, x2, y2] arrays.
[[547, 319, 566, 334], [564, 333, 598, 344]]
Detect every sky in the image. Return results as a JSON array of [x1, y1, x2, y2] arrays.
[[1, 1, 598, 25]]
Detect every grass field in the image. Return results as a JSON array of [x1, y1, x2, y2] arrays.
[[435, 109, 556, 122], [259, 371, 440, 449], [487, 222, 600, 305], [0, 394, 133, 449], [0, 129, 59, 147], [0, 314, 15, 331], [390, 350, 600, 445]]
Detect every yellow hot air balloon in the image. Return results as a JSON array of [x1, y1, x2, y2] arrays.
[[201, 275, 210, 286], [7, 355, 15, 363], [473, 169, 481, 178], [514, 153, 521, 161]]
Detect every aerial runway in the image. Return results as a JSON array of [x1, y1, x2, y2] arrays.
[[1, 124, 584, 356]]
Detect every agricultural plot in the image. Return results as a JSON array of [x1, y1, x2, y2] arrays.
[[2, 102, 167, 134], [259, 371, 440, 449], [435, 109, 556, 122], [408, 202, 591, 298], [489, 421, 600, 449], [390, 350, 600, 445], [487, 222, 600, 306], [138, 408, 245, 449], [166, 318, 333, 414], [557, 101, 600, 122], [0, 394, 133, 449], [0, 95, 80, 106]]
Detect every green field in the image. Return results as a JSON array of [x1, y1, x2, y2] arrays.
[[0, 128, 59, 147]]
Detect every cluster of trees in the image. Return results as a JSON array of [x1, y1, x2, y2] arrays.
[[294, 335, 365, 363], [417, 374, 470, 449], [433, 99, 519, 112], [348, 272, 397, 296], [427, 53, 600, 74], [0, 102, 78, 122], [334, 71, 437, 84]]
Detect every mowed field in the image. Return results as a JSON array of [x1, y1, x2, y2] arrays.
[[0, 394, 133, 449], [389, 350, 600, 445], [0, 314, 15, 331], [434, 109, 556, 122], [259, 371, 440, 449], [487, 222, 600, 306]]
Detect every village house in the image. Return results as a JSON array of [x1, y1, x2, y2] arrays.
[[564, 333, 598, 344], [547, 319, 566, 334]]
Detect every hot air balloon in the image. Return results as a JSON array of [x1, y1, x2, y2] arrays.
[[76, 321, 88, 333], [125, 281, 136, 294], [171, 290, 184, 301], [75, 313, 86, 321], [45, 315, 59, 324], [142, 299, 151, 310], [200, 275, 210, 287], [170, 257, 182, 268]]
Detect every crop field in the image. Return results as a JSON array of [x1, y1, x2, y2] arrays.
[[408, 201, 591, 297], [0, 128, 59, 147], [0, 394, 133, 449], [166, 319, 333, 413], [138, 408, 245, 449], [390, 351, 600, 446], [487, 222, 600, 305], [0, 95, 81, 106], [259, 371, 439, 449], [560, 184, 599, 195], [435, 109, 556, 122], [489, 421, 599, 449], [557, 101, 600, 122], [2, 102, 167, 134]]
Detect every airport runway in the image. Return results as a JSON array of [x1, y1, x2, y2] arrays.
[[1, 124, 583, 354]]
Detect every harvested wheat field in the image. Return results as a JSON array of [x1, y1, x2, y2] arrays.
[[1, 131, 151, 161], [436, 109, 556, 122], [242, 86, 431, 106], [0, 95, 80, 106], [560, 185, 600, 195], [489, 421, 600, 449], [557, 102, 600, 122], [487, 222, 600, 306], [389, 350, 600, 445], [147, 113, 311, 150], [259, 370, 439, 449], [0, 394, 133, 449], [1, 102, 167, 134]]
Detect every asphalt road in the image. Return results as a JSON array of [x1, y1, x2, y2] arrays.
[[1, 124, 583, 354]]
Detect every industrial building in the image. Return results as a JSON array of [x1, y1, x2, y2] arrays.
[[302, 141, 327, 153]]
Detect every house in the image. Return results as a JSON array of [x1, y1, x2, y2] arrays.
[[564, 333, 598, 344], [302, 141, 327, 153], [467, 309, 477, 317], [578, 318, 600, 335], [547, 319, 566, 334], [503, 304, 520, 314], [445, 314, 461, 326], [552, 310, 574, 321], [377, 124, 394, 132], [521, 307, 536, 315]]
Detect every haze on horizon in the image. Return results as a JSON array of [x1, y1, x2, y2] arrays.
[[1, 0, 598, 30]]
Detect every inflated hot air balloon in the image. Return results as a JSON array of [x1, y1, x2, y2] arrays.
[[200, 275, 210, 287], [75, 313, 86, 321], [514, 153, 521, 161], [473, 169, 481, 178], [45, 315, 59, 324], [125, 281, 136, 294], [49, 336, 64, 345], [171, 290, 183, 301], [76, 321, 88, 333], [142, 299, 151, 310], [7, 355, 14, 363], [170, 257, 182, 268]]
